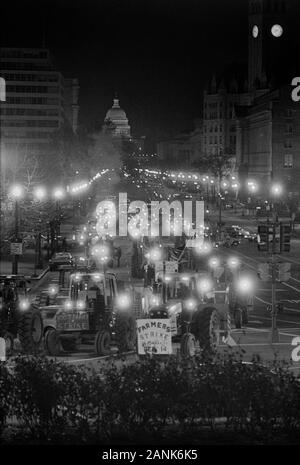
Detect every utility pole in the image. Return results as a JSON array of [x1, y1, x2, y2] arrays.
[[270, 224, 279, 343]]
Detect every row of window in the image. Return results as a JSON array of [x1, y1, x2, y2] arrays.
[[0, 108, 59, 116], [204, 136, 224, 145], [204, 110, 235, 120], [1, 62, 53, 71], [5, 97, 60, 105], [204, 124, 237, 133], [6, 85, 60, 94], [3, 131, 54, 139], [2, 120, 59, 127], [2, 73, 60, 82]]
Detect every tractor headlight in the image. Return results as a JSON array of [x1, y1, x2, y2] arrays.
[[115, 293, 131, 310], [64, 300, 73, 311], [48, 284, 58, 296], [236, 276, 254, 294], [197, 278, 213, 294], [185, 298, 197, 311], [76, 300, 86, 310], [150, 295, 161, 306], [19, 299, 30, 311]]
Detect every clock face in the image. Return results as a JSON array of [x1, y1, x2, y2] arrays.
[[271, 24, 283, 37], [252, 25, 259, 38]]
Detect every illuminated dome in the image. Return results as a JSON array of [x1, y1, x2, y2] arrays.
[[104, 97, 131, 137]]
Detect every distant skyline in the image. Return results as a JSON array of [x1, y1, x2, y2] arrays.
[[1, 0, 299, 141]]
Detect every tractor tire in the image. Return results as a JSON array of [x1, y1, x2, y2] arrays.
[[115, 313, 136, 352], [18, 308, 43, 354], [94, 330, 111, 356], [44, 328, 61, 356], [61, 338, 77, 352], [180, 332, 196, 357], [191, 306, 220, 352]]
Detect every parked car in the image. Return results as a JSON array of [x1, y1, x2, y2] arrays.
[[49, 252, 73, 271]]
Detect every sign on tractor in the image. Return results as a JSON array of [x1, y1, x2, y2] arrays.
[[136, 318, 172, 355], [10, 242, 23, 255], [155, 261, 178, 274]]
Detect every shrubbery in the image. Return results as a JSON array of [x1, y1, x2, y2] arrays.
[[1, 351, 300, 444]]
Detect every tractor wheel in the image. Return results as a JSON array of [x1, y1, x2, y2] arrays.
[[44, 328, 61, 356], [61, 338, 77, 352], [191, 307, 220, 352], [115, 313, 136, 352], [180, 332, 196, 357], [18, 308, 43, 354], [94, 330, 111, 356]]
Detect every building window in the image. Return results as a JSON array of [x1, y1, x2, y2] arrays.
[[284, 154, 293, 168], [284, 139, 292, 148], [285, 124, 293, 134], [215, 125, 218, 132], [285, 109, 293, 117], [209, 136, 213, 144]]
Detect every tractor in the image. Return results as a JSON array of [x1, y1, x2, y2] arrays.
[[0, 275, 43, 355], [144, 271, 231, 354], [42, 271, 137, 356]]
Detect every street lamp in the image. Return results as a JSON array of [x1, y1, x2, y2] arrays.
[[33, 186, 47, 202], [270, 183, 283, 222], [53, 188, 65, 250]]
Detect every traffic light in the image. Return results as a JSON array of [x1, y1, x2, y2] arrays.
[[280, 224, 291, 252], [278, 262, 291, 282], [257, 225, 270, 251], [257, 263, 269, 281]]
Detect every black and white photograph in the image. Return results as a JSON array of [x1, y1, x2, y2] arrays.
[[1, 0, 300, 451]]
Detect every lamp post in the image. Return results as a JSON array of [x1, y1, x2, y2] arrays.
[[53, 188, 65, 251], [270, 183, 283, 223], [10, 184, 24, 274], [33, 186, 47, 272]]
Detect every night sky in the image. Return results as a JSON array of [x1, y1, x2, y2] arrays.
[[1, 0, 299, 142]]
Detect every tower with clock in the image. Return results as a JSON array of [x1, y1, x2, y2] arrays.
[[248, 0, 289, 93]]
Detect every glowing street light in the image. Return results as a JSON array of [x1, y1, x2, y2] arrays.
[[9, 184, 24, 199], [33, 186, 47, 201], [271, 183, 283, 197], [53, 187, 65, 200]]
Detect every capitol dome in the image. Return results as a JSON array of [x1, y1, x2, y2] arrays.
[[104, 97, 131, 138]]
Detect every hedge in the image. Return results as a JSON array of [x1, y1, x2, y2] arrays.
[[1, 351, 300, 444]]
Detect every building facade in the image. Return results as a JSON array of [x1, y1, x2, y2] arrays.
[[0, 47, 79, 158], [202, 76, 251, 160], [237, 86, 300, 198]]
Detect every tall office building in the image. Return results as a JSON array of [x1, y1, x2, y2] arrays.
[[0, 47, 79, 159]]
